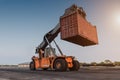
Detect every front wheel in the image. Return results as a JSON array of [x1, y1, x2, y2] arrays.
[[54, 59, 67, 71], [29, 61, 36, 70], [69, 60, 80, 71]]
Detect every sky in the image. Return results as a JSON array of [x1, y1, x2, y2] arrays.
[[0, 0, 120, 64]]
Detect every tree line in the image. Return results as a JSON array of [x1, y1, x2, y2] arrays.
[[80, 60, 120, 66]]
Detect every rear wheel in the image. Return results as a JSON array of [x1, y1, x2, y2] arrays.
[[54, 59, 67, 71], [29, 61, 36, 70], [69, 60, 80, 71]]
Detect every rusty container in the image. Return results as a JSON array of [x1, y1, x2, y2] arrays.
[[60, 11, 98, 46]]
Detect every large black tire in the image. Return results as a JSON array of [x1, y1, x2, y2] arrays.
[[69, 60, 80, 71], [29, 61, 36, 70], [54, 59, 67, 71]]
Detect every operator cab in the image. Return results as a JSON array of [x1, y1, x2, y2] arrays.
[[44, 47, 56, 57]]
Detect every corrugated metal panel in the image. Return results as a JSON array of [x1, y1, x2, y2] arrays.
[[60, 11, 98, 46]]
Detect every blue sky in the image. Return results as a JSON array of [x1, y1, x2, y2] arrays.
[[0, 0, 120, 64]]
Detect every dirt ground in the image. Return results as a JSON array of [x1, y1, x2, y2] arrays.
[[0, 67, 120, 80]]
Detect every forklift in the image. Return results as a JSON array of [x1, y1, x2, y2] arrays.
[[29, 4, 98, 71]]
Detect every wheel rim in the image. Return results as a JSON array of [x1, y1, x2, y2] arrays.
[[56, 62, 61, 69]]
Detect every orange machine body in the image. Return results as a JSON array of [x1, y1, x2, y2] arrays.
[[32, 51, 74, 70]]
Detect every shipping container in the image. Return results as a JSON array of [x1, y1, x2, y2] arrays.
[[60, 11, 98, 46]]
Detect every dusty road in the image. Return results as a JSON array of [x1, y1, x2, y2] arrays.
[[0, 67, 120, 80]]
